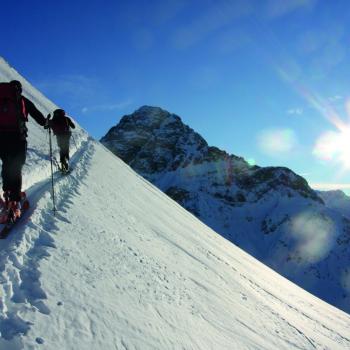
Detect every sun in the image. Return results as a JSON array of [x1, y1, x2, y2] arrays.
[[313, 108, 350, 170]]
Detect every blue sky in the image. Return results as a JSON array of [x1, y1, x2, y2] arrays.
[[2, 0, 350, 191]]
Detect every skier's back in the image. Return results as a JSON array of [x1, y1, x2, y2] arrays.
[[49, 109, 75, 172], [0, 80, 46, 222]]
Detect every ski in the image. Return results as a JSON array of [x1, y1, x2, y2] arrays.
[[0, 214, 24, 239], [0, 208, 28, 239]]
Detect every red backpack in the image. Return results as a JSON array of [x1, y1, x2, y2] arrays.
[[0, 82, 28, 132]]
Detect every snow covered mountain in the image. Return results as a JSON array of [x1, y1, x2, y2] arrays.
[[318, 190, 350, 220], [1, 57, 350, 349], [101, 106, 350, 316]]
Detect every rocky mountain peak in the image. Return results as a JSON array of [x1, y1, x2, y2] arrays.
[[101, 106, 319, 203], [100, 106, 350, 314], [101, 105, 241, 175], [124, 105, 173, 127]]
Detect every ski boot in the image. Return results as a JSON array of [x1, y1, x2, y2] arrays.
[[7, 201, 21, 223], [0, 192, 11, 224], [61, 159, 69, 173], [0, 192, 29, 224], [0, 198, 7, 224]]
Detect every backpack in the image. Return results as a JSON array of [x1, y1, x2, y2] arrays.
[[0, 82, 28, 132], [51, 116, 70, 135]]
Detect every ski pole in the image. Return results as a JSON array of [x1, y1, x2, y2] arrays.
[[48, 120, 56, 214], [71, 132, 78, 151]]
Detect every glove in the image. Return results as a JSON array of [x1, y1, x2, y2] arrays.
[[44, 114, 51, 129]]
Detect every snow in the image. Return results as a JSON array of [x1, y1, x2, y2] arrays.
[[101, 106, 350, 315], [1, 58, 350, 349], [317, 190, 350, 220]]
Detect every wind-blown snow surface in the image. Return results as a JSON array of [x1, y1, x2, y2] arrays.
[[1, 58, 350, 349]]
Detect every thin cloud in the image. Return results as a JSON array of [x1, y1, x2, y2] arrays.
[[37, 75, 132, 115], [37, 74, 96, 100], [189, 67, 220, 90], [81, 99, 133, 114], [265, 0, 317, 19], [217, 29, 252, 53], [257, 128, 298, 157], [131, 28, 155, 51], [287, 108, 303, 116], [38, 75, 94, 92], [311, 42, 346, 77], [297, 23, 346, 79], [172, 0, 254, 49], [298, 24, 344, 55], [153, 0, 187, 24], [328, 95, 343, 103], [311, 183, 350, 190]]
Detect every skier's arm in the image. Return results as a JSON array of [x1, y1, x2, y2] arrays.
[[67, 117, 76, 129], [23, 97, 46, 126]]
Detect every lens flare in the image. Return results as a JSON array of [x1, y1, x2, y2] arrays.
[[247, 158, 256, 166], [313, 125, 350, 169], [257, 128, 297, 157], [277, 63, 350, 171], [290, 211, 335, 264]]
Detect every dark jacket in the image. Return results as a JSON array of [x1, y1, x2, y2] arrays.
[[0, 96, 46, 140], [50, 116, 75, 136], [23, 97, 46, 126]]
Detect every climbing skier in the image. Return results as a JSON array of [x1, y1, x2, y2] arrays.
[[48, 109, 75, 172], [0, 80, 46, 222]]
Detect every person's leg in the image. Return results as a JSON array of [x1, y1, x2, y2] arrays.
[[4, 140, 27, 202], [0, 139, 7, 206], [56, 136, 65, 170], [58, 135, 70, 170], [56, 136, 63, 163], [62, 135, 70, 161]]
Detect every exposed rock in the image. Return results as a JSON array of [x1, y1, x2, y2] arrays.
[[101, 105, 350, 314]]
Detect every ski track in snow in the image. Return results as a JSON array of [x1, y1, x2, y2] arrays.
[[0, 137, 348, 350], [1, 139, 350, 349], [0, 135, 91, 347]]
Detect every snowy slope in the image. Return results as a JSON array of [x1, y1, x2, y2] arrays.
[[0, 57, 88, 192], [101, 106, 350, 315], [1, 58, 350, 349]]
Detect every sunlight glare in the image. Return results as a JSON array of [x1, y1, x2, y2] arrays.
[[313, 125, 350, 169], [290, 211, 335, 264], [257, 128, 297, 157]]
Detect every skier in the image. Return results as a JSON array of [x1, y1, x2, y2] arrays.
[[0, 80, 47, 222], [48, 109, 75, 172]]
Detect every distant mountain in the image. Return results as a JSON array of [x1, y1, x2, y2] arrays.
[[101, 105, 350, 314], [317, 189, 350, 220]]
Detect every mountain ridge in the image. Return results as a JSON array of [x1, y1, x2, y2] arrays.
[[101, 105, 350, 314]]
